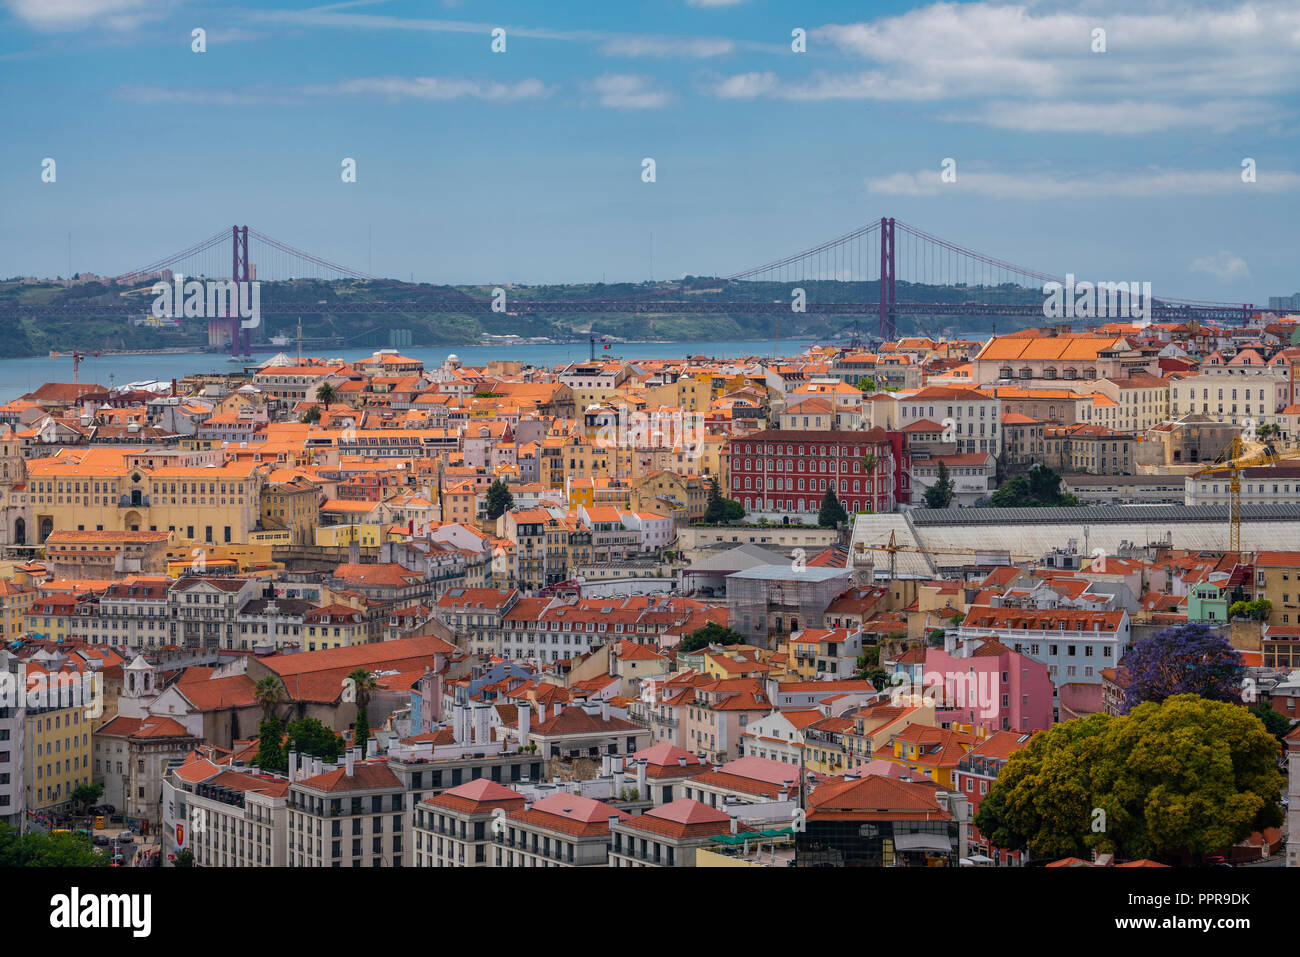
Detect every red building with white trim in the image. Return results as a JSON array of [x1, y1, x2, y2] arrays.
[[727, 428, 908, 519]]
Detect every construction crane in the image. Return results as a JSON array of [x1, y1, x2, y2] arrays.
[[49, 350, 87, 382], [1197, 435, 1300, 553]]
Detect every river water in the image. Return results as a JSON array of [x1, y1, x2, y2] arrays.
[[0, 338, 825, 403]]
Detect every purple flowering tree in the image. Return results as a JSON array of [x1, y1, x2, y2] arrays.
[[1120, 623, 1244, 713]]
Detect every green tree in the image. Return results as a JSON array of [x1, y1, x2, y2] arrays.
[[855, 377, 877, 392], [0, 824, 109, 867], [174, 848, 195, 867], [678, 621, 747, 654], [70, 782, 103, 816], [285, 717, 345, 763], [485, 479, 514, 520], [923, 460, 955, 509], [988, 466, 1079, 508], [255, 715, 286, 773], [704, 477, 745, 524], [300, 405, 322, 424], [315, 382, 339, 406], [817, 488, 848, 528], [1250, 702, 1292, 742], [975, 695, 1284, 862], [704, 476, 726, 523]]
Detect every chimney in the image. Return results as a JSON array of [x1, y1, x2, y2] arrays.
[[636, 759, 646, 797], [312, 757, 322, 777], [601, 698, 610, 722], [607, 814, 620, 833], [288, 749, 299, 783], [517, 702, 531, 747], [345, 746, 356, 777], [729, 816, 738, 835], [601, 754, 611, 776], [677, 756, 688, 767], [170, 378, 177, 397], [367, 736, 379, 758], [553, 701, 562, 718]]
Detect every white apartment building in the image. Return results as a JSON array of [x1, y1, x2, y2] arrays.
[[1169, 369, 1291, 425], [956, 606, 1131, 689], [910, 453, 996, 507], [0, 658, 23, 827], [287, 749, 408, 868], [898, 387, 1001, 457], [1186, 465, 1300, 506], [184, 769, 289, 867], [413, 778, 525, 867], [499, 792, 628, 867]]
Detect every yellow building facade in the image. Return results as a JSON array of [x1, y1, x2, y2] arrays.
[[26, 451, 264, 547]]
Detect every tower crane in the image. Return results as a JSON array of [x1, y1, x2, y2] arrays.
[[1197, 435, 1300, 553]]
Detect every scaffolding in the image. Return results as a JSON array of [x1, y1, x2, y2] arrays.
[[726, 565, 852, 647]]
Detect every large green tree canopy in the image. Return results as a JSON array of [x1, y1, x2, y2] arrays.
[[975, 695, 1283, 862]]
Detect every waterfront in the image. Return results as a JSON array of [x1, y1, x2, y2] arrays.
[[0, 338, 819, 402]]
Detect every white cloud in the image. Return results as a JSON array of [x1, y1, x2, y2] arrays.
[[712, 71, 778, 99], [243, 7, 761, 59], [4, 0, 169, 31], [589, 74, 672, 110], [867, 166, 1300, 199], [707, 1, 1300, 133], [304, 76, 549, 102], [1191, 251, 1251, 282], [945, 99, 1282, 134], [599, 35, 734, 58], [118, 77, 549, 106]]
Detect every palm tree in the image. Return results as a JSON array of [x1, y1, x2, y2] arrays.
[[347, 668, 378, 757], [346, 668, 378, 709], [315, 382, 339, 406], [254, 676, 286, 721]]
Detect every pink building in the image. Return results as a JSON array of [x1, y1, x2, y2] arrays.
[[923, 639, 1054, 734]]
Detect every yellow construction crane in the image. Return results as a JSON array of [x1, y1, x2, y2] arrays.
[[1198, 435, 1300, 553]]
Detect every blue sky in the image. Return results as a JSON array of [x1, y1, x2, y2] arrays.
[[0, 0, 1297, 301]]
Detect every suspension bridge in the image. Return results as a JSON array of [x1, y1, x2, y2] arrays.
[[4, 219, 1256, 354]]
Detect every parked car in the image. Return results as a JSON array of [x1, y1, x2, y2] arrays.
[[117, 831, 134, 843], [92, 835, 110, 847]]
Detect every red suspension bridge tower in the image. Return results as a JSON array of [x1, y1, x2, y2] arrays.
[[878, 216, 896, 340]]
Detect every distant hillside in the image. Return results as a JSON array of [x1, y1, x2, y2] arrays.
[[0, 276, 1035, 357]]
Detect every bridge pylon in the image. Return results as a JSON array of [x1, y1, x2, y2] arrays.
[[878, 216, 896, 340]]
